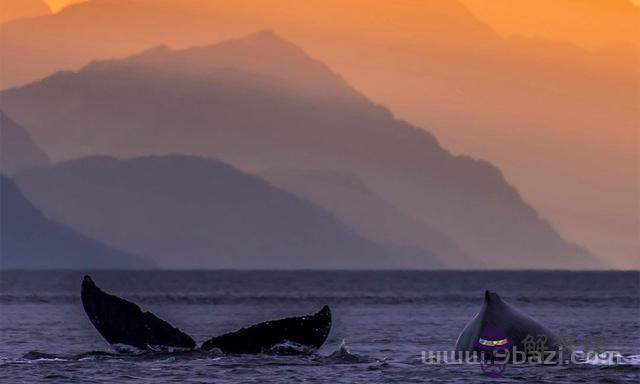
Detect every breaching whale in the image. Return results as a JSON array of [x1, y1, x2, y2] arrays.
[[455, 290, 568, 361], [81, 276, 196, 351], [201, 305, 331, 354], [80, 276, 331, 354]]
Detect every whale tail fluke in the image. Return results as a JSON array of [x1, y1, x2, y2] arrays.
[[201, 305, 332, 354], [81, 275, 196, 351], [81, 276, 331, 355], [317, 305, 331, 320]]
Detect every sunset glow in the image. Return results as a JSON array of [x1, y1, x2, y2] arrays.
[[44, 0, 84, 13]]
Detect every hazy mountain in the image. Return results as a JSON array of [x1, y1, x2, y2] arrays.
[[260, 168, 476, 268], [0, 175, 153, 269], [0, 111, 49, 175], [1, 0, 635, 268], [0, 0, 499, 90], [13, 155, 435, 269], [1, 32, 600, 269], [0, 0, 50, 24], [461, 0, 640, 50], [0, 30, 384, 163]]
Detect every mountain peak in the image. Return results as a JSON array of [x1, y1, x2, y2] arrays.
[[90, 30, 370, 105], [201, 29, 310, 61], [245, 29, 283, 41], [237, 29, 303, 49], [129, 44, 172, 59]]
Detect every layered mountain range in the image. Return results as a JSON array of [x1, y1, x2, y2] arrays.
[[0, 111, 50, 175], [1, 31, 601, 269], [12, 155, 437, 269], [1, 0, 634, 267], [1, 175, 154, 269]]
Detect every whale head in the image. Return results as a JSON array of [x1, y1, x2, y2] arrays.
[[455, 290, 567, 361]]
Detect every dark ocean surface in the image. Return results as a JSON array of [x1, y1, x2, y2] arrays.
[[0, 271, 638, 383]]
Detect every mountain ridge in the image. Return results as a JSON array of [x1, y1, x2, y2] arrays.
[[260, 168, 477, 268], [13, 154, 441, 269], [0, 111, 50, 175], [0, 174, 155, 269]]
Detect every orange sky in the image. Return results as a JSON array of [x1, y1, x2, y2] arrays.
[[40, 0, 640, 50], [44, 0, 85, 13], [461, 0, 640, 50]]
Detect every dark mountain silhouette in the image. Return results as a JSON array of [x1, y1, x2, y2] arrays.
[[260, 168, 476, 268], [13, 155, 436, 269], [0, 175, 154, 269], [1, 32, 601, 269], [0, 111, 49, 174]]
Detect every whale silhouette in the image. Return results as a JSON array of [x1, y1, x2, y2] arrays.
[[455, 290, 569, 362], [81, 276, 196, 351], [201, 305, 331, 354], [81, 275, 331, 354]]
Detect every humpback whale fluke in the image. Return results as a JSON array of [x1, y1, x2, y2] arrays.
[[81, 275, 196, 351], [455, 290, 568, 360], [201, 305, 332, 354], [80, 276, 331, 355]]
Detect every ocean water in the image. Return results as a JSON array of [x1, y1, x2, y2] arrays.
[[0, 271, 638, 383]]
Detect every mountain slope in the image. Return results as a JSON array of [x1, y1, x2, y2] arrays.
[[0, 0, 499, 89], [0, 175, 154, 269], [1, 32, 601, 269], [13, 155, 435, 269], [260, 168, 475, 268], [0, 111, 50, 174]]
